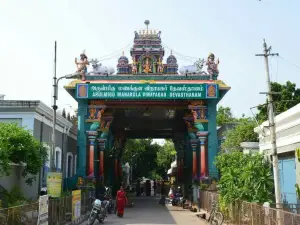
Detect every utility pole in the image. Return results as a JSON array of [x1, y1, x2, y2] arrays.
[[51, 41, 58, 171], [256, 40, 282, 206]]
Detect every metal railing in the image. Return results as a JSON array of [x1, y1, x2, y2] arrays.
[[0, 190, 94, 225], [199, 191, 300, 225]]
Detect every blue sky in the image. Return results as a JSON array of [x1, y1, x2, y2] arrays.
[[0, 0, 300, 118]]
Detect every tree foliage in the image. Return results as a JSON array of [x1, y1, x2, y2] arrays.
[[217, 106, 236, 126], [156, 140, 176, 171], [221, 118, 258, 152], [123, 139, 176, 180], [257, 81, 300, 123], [215, 151, 274, 205], [0, 123, 48, 185]]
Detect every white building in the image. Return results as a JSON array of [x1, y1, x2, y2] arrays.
[[254, 103, 300, 205], [0, 99, 77, 200]]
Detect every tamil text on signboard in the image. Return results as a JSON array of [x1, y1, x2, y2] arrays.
[[76, 83, 218, 100]]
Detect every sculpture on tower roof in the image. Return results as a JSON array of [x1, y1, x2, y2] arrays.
[[71, 21, 221, 80], [206, 53, 219, 80], [75, 51, 89, 81]]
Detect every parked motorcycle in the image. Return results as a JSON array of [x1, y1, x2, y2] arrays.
[[104, 194, 114, 214], [104, 187, 114, 214], [171, 193, 183, 206], [88, 197, 107, 224]]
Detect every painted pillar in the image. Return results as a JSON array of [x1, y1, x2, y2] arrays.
[[199, 135, 208, 177], [86, 119, 101, 177], [98, 113, 113, 180], [77, 100, 88, 177], [190, 139, 198, 179], [207, 99, 218, 178], [97, 138, 106, 178]]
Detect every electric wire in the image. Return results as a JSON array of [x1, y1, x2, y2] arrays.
[[278, 56, 300, 70]]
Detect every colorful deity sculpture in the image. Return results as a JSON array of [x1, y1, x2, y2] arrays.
[[132, 57, 138, 74], [75, 51, 89, 81], [143, 58, 152, 73], [157, 57, 164, 73], [206, 53, 219, 79]]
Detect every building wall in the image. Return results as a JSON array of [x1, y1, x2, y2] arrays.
[[254, 103, 300, 204], [0, 112, 35, 132], [0, 109, 77, 200]]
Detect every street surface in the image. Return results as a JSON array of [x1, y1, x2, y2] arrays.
[[79, 196, 207, 225]]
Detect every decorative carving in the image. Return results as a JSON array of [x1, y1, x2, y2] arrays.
[[189, 106, 208, 122], [89, 59, 114, 76], [99, 116, 114, 132], [88, 108, 96, 120], [143, 58, 152, 73], [206, 53, 219, 80], [157, 57, 164, 73], [75, 51, 89, 81], [207, 84, 217, 98], [86, 108, 105, 122], [132, 57, 138, 74], [78, 84, 88, 98], [179, 58, 207, 75]]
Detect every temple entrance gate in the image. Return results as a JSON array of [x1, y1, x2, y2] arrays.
[[64, 21, 230, 200]]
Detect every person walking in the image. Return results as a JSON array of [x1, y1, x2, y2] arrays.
[[116, 186, 127, 217]]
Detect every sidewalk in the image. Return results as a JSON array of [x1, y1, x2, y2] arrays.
[[167, 204, 208, 225], [78, 196, 207, 225]]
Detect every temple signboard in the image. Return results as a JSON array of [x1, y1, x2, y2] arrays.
[[76, 83, 218, 100]]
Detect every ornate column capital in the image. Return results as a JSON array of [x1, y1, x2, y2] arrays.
[[198, 132, 209, 144], [97, 138, 106, 151], [86, 130, 98, 142], [190, 139, 198, 151]]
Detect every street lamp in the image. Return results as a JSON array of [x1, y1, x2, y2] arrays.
[[51, 72, 81, 171]]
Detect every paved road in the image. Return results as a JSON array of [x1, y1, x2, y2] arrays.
[[80, 196, 207, 225]]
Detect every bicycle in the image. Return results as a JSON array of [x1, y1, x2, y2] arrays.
[[207, 201, 224, 225]]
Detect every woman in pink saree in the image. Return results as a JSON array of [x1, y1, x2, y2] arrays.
[[116, 186, 127, 217]]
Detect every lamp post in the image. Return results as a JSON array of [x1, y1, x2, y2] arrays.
[[51, 73, 81, 171]]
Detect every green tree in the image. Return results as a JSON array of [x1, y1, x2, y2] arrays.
[[257, 81, 300, 123], [0, 123, 48, 185], [123, 139, 147, 163], [221, 118, 258, 152], [215, 151, 273, 205], [217, 106, 236, 126], [156, 140, 176, 172]]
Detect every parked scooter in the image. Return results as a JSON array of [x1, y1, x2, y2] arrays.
[[88, 197, 107, 224], [171, 193, 183, 206]]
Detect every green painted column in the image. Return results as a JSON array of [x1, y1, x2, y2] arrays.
[[153, 62, 156, 73], [207, 99, 219, 179], [77, 100, 88, 177]]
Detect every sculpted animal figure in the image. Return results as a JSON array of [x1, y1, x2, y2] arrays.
[[179, 58, 207, 75], [89, 59, 115, 75]]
